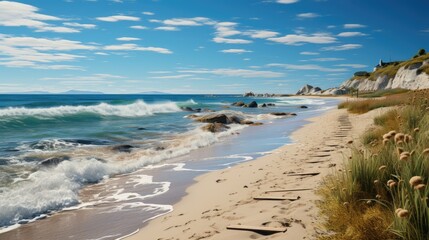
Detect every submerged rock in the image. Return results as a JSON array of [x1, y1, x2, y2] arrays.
[[270, 112, 297, 116], [231, 101, 246, 107], [112, 144, 134, 153], [39, 156, 70, 166], [300, 105, 308, 109]]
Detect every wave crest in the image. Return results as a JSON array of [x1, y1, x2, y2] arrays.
[[0, 100, 182, 119]]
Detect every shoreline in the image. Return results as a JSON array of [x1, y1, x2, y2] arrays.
[[127, 103, 387, 240]]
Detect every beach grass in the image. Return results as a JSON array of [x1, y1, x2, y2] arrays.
[[338, 91, 411, 114], [319, 89, 429, 240]]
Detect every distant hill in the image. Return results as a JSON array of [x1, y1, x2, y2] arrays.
[[139, 91, 171, 94], [60, 90, 105, 94]]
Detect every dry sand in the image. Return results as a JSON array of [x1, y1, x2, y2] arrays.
[[127, 106, 389, 240]]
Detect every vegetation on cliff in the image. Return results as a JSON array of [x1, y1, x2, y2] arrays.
[[351, 49, 429, 81]]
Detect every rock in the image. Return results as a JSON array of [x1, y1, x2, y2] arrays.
[[240, 120, 254, 125], [231, 101, 246, 107], [267, 103, 275, 106], [227, 115, 242, 124], [261, 103, 267, 107], [300, 105, 308, 109], [186, 114, 199, 119], [181, 107, 201, 112], [202, 108, 215, 112], [39, 156, 70, 166], [248, 101, 258, 108], [137, 127, 146, 130], [270, 112, 296, 116], [243, 92, 255, 97], [201, 123, 230, 133], [112, 144, 134, 153], [196, 114, 229, 124]]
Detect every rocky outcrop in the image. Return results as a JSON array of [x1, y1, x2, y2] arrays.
[[231, 101, 245, 107], [243, 92, 255, 97], [341, 60, 429, 91], [296, 84, 322, 95]]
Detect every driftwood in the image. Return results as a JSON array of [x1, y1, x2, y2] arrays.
[[286, 172, 320, 177], [253, 196, 299, 201], [265, 188, 312, 193], [227, 225, 287, 234]]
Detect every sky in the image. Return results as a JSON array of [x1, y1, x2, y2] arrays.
[[0, 0, 428, 94]]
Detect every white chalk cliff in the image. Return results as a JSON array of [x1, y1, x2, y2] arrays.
[[341, 60, 429, 91]]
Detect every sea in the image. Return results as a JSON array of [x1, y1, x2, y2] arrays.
[[0, 94, 339, 240]]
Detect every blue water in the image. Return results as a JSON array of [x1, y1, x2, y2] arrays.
[[0, 94, 333, 232]]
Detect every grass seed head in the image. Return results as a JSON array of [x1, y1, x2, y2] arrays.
[[409, 176, 423, 187]]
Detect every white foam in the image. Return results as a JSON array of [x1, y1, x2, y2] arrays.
[[0, 100, 181, 119]]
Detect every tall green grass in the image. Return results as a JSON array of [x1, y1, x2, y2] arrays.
[[319, 89, 429, 240]]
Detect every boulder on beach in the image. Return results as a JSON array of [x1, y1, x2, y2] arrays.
[[196, 114, 229, 124], [261, 103, 267, 107], [201, 123, 230, 133], [248, 101, 258, 108], [300, 105, 308, 109], [267, 103, 275, 106]]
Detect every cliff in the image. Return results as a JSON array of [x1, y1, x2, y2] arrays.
[[341, 53, 429, 91]]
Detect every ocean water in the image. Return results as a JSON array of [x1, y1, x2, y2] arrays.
[[0, 94, 338, 239]]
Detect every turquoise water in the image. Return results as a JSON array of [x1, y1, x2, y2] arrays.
[[0, 94, 335, 234]]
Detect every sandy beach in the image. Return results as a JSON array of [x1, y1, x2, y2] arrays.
[[127, 105, 389, 240]]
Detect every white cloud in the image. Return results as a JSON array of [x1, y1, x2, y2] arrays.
[[336, 64, 368, 68], [276, 0, 299, 4], [214, 22, 241, 37], [95, 52, 109, 55], [0, 1, 79, 33], [103, 44, 172, 54], [310, 57, 345, 61], [64, 22, 97, 29], [297, 13, 319, 18], [179, 68, 283, 78], [337, 31, 368, 37], [96, 15, 140, 22], [344, 23, 366, 29], [220, 49, 252, 54], [130, 25, 147, 30], [155, 26, 179, 31], [321, 44, 362, 51], [151, 74, 193, 79], [267, 33, 336, 45], [0, 36, 97, 51], [245, 30, 279, 39], [267, 63, 347, 72], [213, 37, 252, 44], [116, 37, 141, 41], [162, 17, 215, 26], [421, 29, 429, 33], [142, 11, 154, 15], [300, 51, 319, 55]]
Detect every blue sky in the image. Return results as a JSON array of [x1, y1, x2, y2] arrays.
[[0, 0, 428, 94]]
